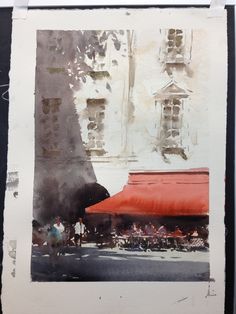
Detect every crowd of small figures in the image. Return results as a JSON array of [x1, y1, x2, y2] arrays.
[[33, 219, 209, 252]]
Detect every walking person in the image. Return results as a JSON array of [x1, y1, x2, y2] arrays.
[[47, 224, 62, 267], [53, 216, 65, 255], [74, 217, 85, 247], [53, 216, 65, 236]]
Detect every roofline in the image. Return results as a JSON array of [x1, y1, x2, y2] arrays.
[[153, 79, 193, 97], [129, 168, 209, 175]]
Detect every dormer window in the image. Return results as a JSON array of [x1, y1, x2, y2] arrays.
[[154, 80, 190, 162], [162, 98, 181, 138]]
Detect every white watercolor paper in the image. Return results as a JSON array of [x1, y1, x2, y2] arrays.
[[2, 8, 227, 314]]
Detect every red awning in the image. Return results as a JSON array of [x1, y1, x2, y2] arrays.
[[86, 168, 209, 216]]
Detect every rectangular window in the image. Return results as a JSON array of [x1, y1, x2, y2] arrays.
[[85, 98, 107, 157], [166, 29, 185, 63], [161, 98, 182, 143]]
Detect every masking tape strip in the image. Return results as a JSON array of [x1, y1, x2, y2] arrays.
[[208, 0, 226, 17], [13, 0, 29, 19]]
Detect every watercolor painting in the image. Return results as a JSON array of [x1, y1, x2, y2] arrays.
[[31, 29, 210, 282]]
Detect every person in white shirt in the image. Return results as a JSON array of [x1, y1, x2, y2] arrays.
[[74, 217, 85, 247], [47, 216, 65, 261], [53, 216, 65, 241]]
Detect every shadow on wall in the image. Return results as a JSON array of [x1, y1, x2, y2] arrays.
[[34, 180, 110, 224]]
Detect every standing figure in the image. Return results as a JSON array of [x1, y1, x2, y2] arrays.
[[53, 216, 65, 254], [53, 216, 65, 238], [74, 217, 85, 247], [157, 224, 168, 249], [47, 225, 62, 267]]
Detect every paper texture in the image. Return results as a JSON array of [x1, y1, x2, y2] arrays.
[[2, 8, 227, 314]]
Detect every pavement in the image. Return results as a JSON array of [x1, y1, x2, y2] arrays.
[[31, 243, 209, 282]]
